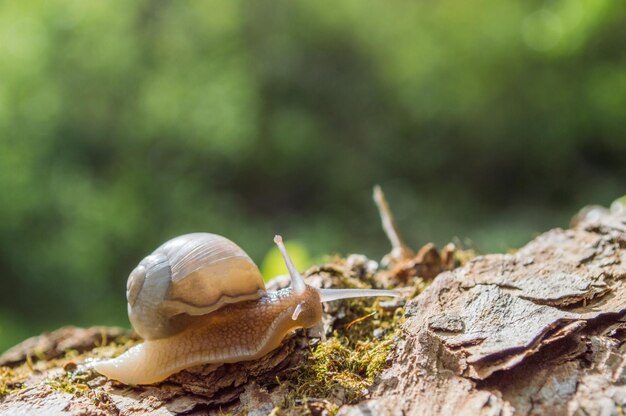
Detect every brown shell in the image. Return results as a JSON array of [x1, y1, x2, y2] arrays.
[[127, 233, 266, 340]]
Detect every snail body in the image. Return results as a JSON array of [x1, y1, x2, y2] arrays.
[[93, 234, 399, 385]]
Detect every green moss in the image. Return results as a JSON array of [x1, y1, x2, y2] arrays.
[[45, 338, 137, 396], [0, 335, 136, 402], [455, 247, 477, 266], [0, 367, 25, 399], [46, 376, 90, 396], [265, 256, 413, 414], [292, 334, 396, 400], [277, 290, 405, 414], [91, 336, 138, 360]]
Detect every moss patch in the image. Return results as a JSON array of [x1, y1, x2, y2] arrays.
[[0, 334, 136, 401], [281, 306, 403, 411], [0, 367, 27, 399], [274, 257, 409, 414]]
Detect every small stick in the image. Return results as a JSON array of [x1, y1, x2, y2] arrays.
[[346, 311, 377, 330], [373, 185, 413, 261]]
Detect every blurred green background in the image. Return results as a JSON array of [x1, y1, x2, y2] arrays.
[[0, 0, 624, 352]]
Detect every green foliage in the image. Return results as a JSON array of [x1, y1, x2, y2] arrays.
[[0, 0, 625, 351]]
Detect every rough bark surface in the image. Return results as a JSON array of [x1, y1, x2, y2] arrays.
[[341, 206, 626, 416], [1, 206, 626, 415]]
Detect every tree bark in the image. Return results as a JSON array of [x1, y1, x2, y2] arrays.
[[1, 205, 625, 415]]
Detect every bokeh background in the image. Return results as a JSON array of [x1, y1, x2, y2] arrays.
[[1, 0, 624, 352]]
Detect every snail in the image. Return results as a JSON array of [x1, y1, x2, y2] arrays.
[[92, 233, 399, 385]]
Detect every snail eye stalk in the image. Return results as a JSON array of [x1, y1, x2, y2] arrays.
[[274, 235, 306, 295]]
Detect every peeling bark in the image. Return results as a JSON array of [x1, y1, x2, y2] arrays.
[[2, 205, 626, 415], [341, 205, 626, 416]]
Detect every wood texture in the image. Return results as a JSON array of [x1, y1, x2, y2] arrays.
[[341, 206, 626, 415], [1, 205, 625, 415]]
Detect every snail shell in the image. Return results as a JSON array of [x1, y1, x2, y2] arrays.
[[92, 234, 401, 385], [127, 233, 265, 340]]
